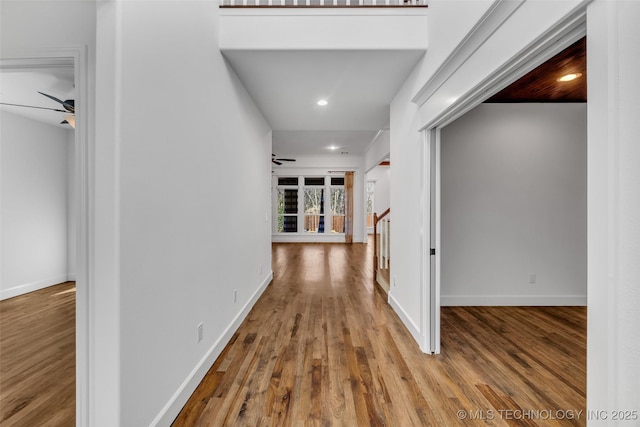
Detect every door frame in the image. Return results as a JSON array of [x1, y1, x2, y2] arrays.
[[1, 46, 92, 426], [420, 14, 587, 355]]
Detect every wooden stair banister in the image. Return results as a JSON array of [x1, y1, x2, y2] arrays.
[[373, 208, 390, 282]]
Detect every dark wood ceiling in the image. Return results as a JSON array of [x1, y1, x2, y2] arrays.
[[486, 37, 586, 103]]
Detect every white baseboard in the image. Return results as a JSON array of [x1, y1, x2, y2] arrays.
[[152, 271, 273, 427], [440, 294, 587, 306], [0, 275, 72, 300], [272, 235, 368, 243], [272, 234, 345, 243], [388, 292, 422, 347]]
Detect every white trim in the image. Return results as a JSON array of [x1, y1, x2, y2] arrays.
[[420, 5, 587, 131], [411, 0, 525, 106], [0, 276, 74, 301], [433, 131, 441, 354], [1, 46, 91, 427], [441, 295, 587, 307], [151, 272, 274, 427], [420, 130, 430, 353], [272, 234, 348, 243], [220, 7, 428, 17], [388, 292, 422, 346]]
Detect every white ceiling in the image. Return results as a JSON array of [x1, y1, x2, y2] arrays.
[[223, 49, 423, 156], [272, 130, 379, 156], [0, 67, 75, 129]]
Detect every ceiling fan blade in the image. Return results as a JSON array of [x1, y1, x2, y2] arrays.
[[272, 159, 283, 165], [0, 101, 67, 113], [276, 158, 296, 162], [38, 91, 75, 113]]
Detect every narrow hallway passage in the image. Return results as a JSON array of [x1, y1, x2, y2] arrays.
[[174, 241, 586, 426]]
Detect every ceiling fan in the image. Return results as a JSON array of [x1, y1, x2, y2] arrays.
[[272, 154, 296, 165], [0, 91, 76, 128]]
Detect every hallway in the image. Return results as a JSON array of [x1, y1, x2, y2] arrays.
[[174, 242, 586, 426]]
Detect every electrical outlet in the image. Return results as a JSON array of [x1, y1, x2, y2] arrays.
[[393, 276, 397, 287], [197, 322, 203, 343], [529, 273, 537, 284], [233, 289, 238, 303]]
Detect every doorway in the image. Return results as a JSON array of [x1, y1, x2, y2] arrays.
[[0, 49, 90, 425], [425, 32, 587, 354]]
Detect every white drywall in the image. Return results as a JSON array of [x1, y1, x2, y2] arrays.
[[94, 2, 273, 425], [272, 154, 367, 243], [0, 111, 72, 299], [364, 129, 389, 172], [220, 8, 428, 51], [388, 0, 500, 346], [366, 165, 390, 217], [586, 0, 640, 419], [440, 103, 587, 305]]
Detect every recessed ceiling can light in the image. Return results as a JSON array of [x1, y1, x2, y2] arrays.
[[328, 145, 338, 150], [557, 72, 583, 82], [317, 99, 328, 106]]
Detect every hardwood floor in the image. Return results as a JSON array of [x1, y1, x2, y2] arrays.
[[173, 243, 586, 426], [0, 282, 75, 426]]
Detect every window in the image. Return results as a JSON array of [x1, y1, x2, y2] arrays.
[[367, 181, 375, 228], [304, 187, 324, 233], [277, 178, 298, 232], [330, 184, 345, 233], [274, 175, 346, 236]]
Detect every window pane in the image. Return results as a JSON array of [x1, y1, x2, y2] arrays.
[[331, 177, 345, 186], [331, 216, 345, 233], [278, 177, 298, 186], [331, 188, 345, 215], [304, 188, 324, 214], [279, 215, 297, 232], [304, 215, 324, 233], [278, 188, 298, 214], [305, 177, 325, 186]]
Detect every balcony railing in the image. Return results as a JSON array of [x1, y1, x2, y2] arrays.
[[220, 0, 425, 7]]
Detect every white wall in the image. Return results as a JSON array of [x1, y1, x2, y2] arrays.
[[272, 154, 367, 243], [364, 129, 389, 172], [388, 0, 502, 346], [366, 165, 390, 217], [587, 0, 640, 419], [0, 111, 73, 299], [94, 2, 273, 425], [440, 103, 586, 305], [220, 7, 428, 51]]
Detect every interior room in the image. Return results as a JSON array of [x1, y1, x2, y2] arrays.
[[1, 1, 637, 426]]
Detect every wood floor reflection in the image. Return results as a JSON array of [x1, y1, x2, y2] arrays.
[[0, 282, 75, 426], [174, 242, 586, 426]]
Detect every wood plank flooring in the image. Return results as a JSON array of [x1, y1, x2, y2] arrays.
[[173, 242, 586, 426], [0, 282, 76, 426]]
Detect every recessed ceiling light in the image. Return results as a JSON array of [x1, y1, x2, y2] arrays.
[[328, 145, 338, 150], [557, 72, 583, 82], [317, 99, 328, 106]]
